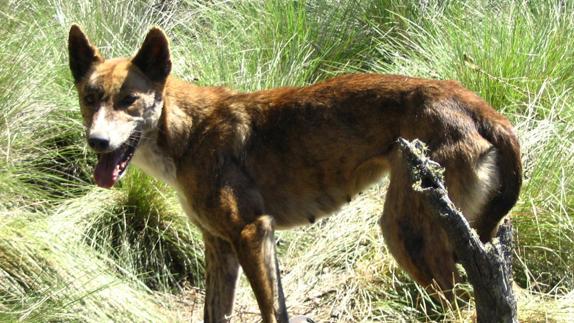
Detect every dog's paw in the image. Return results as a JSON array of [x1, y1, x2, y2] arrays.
[[289, 315, 315, 323]]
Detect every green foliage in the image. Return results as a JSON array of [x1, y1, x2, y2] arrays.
[[0, 0, 572, 321]]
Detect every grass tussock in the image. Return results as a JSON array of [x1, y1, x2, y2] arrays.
[[0, 210, 182, 322], [83, 170, 205, 291], [1, 0, 573, 321]]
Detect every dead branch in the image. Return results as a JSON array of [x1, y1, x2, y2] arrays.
[[397, 138, 517, 323]]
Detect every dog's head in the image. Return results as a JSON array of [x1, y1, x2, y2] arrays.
[[68, 25, 171, 188]]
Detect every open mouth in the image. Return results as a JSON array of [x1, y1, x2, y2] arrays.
[[93, 132, 141, 188]]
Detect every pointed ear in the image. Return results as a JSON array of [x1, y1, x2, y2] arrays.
[[68, 24, 103, 83], [132, 27, 172, 82]]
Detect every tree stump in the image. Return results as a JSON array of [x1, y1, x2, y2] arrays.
[[397, 138, 517, 323]]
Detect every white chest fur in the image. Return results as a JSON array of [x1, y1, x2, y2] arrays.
[[132, 134, 178, 188], [131, 134, 202, 225]]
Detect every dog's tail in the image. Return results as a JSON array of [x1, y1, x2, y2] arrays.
[[475, 112, 522, 242]]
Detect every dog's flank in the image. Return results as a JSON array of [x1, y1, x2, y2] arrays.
[[68, 25, 522, 323]]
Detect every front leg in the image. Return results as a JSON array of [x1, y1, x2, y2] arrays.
[[232, 215, 288, 323], [203, 231, 240, 323], [185, 161, 289, 322]]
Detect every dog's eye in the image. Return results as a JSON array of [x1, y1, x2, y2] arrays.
[[84, 94, 97, 105], [119, 94, 139, 108]]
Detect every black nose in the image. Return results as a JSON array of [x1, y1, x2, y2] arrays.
[[88, 135, 110, 151]]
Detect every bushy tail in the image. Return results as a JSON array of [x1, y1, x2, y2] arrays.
[[476, 117, 523, 242]]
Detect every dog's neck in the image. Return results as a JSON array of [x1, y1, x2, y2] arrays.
[[131, 77, 234, 188]]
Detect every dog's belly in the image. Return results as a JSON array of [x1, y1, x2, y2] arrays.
[[264, 188, 349, 229], [256, 156, 389, 229]]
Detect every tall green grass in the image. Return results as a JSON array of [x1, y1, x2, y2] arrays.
[[0, 0, 572, 321]]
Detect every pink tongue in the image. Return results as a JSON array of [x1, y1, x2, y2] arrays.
[[94, 151, 124, 189]]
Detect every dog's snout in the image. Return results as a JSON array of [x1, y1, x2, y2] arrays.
[[88, 135, 110, 152]]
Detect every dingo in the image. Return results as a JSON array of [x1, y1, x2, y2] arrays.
[[68, 26, 521, 322]]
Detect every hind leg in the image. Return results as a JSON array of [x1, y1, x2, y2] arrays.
[[380, 163, 458, 294]]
